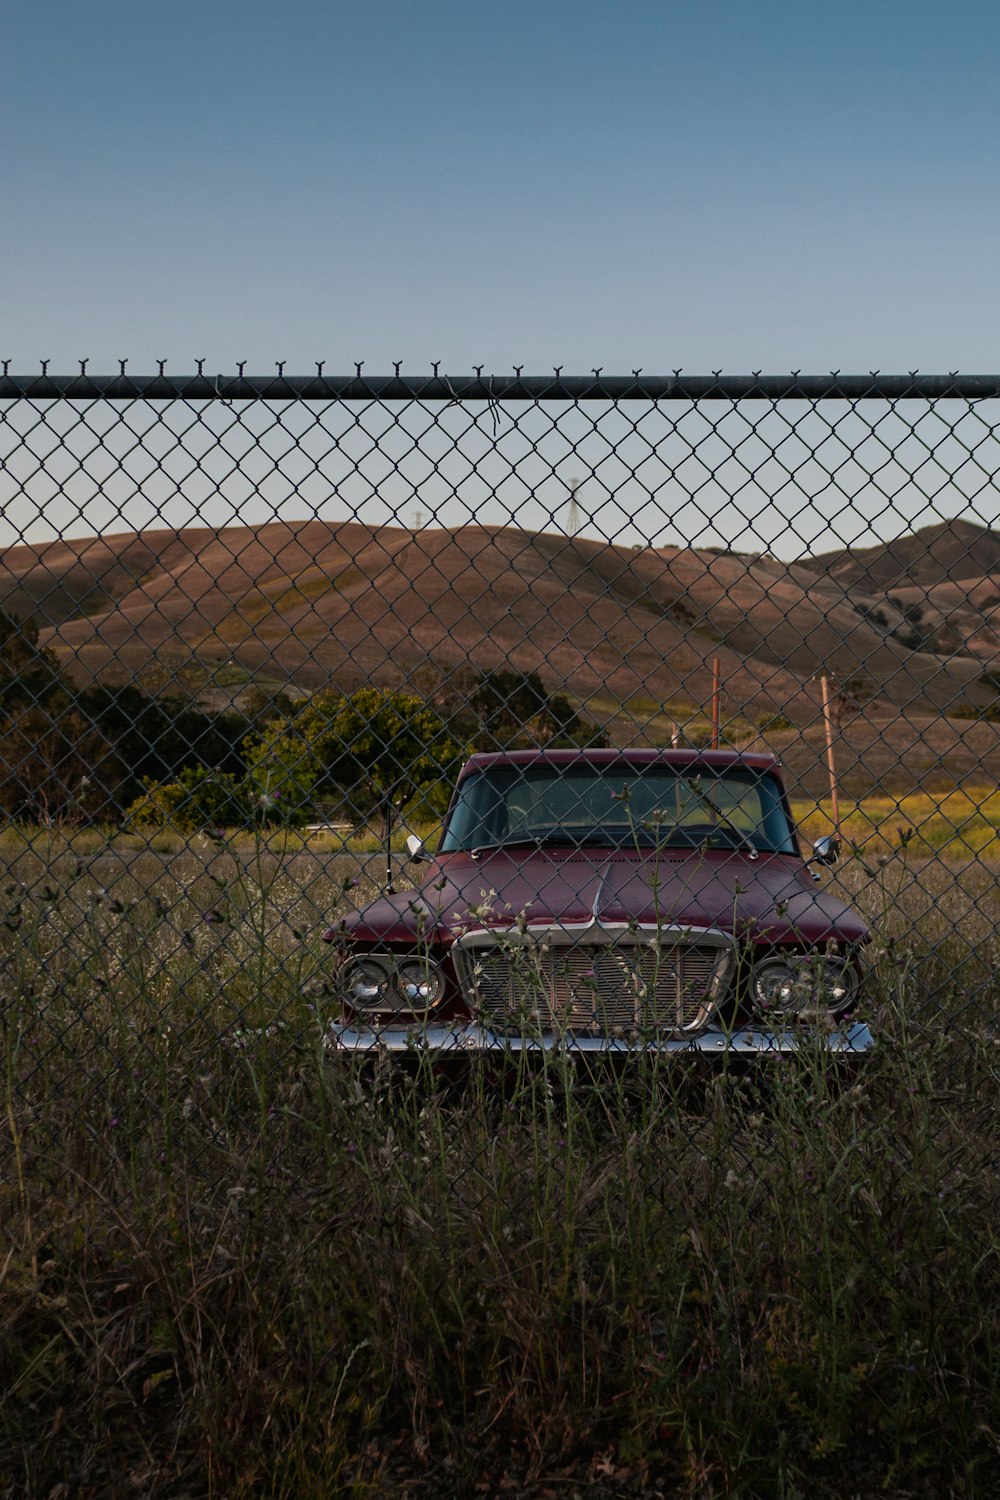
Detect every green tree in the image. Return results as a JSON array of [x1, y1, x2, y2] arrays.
[[247, 687, 466, 828], [0, 612, 66, 711], [467, 669, 607, 751], [0, 705, 123, 824], [243, 714, 324, 824]]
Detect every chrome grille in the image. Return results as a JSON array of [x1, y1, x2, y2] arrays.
[[457, 930, 730, 1035]]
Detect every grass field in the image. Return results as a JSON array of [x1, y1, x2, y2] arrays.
[[2, 811, 1000, 1495], [794, 786, 1000, 859]]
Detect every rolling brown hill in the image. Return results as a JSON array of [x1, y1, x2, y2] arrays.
[[795, 517, 1000, 668], [0, 519, 997, 743], [802, 517, 1000, 590]]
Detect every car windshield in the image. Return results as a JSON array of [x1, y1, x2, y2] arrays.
[[439, 764, 798, 854]]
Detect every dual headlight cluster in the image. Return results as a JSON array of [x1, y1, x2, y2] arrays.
[[340, 953, 445, 1017], [339, 948, 857, 1022], [750, 955, 858, 1017]]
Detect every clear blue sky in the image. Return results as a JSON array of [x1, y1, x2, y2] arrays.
[[3, 0, 999, 375]]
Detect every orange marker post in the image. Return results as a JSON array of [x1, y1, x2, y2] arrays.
[[820, 673, 840, 834], [711, 657, 721, 749]]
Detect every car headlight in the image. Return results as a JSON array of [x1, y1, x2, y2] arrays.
[[340, 954, 445, 1017], [341, 957, 393, 1014], [394, 958, 445, 1011], [750, 955, 858, 1016]]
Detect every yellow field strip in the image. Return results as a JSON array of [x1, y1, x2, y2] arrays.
[[793, 786, 1000, 858]]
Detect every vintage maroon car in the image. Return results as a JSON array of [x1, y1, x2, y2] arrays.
[[324, 748, 873, 1056]]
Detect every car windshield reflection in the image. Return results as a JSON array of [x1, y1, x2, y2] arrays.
[[440, 765, 798, 855]]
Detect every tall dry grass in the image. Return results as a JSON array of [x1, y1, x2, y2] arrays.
[[1, 830, 999, 1496]]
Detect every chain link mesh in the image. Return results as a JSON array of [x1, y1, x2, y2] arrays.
[[1, 373, 999, 1095], [6, 370, 1000, 1490]]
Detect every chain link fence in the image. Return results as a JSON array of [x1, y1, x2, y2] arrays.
[[2, 371, 999, 1066], [4, 369, 1000, 1494]]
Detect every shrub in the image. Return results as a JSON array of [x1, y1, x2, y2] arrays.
[[77, 682, 251, 807], [756, 711, 795, 733], [841, 673, 875, 704], [127, 765, 257, 831], [951, 700, 1000, 723]]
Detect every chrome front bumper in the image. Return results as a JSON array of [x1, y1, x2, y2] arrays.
[[327, 1020, 875, 1055]]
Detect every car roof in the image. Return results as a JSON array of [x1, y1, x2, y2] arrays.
[[457, 747, 782, 778]]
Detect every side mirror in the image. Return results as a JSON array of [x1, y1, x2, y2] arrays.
[[405, 834, 427, 862], [808, 834, 840, 867]]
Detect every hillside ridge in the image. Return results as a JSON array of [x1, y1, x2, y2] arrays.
[[0, 519, 997, 722]]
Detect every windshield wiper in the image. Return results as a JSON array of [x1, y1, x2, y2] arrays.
[[681, 777, 760, 860], [469, 834, 582, 857]]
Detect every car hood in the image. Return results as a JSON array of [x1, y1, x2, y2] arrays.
[[339, 847, 869, 948]]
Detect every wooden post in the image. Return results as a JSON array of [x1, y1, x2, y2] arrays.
[[711, 657, 721, 749], [820, 673, 840, 834]]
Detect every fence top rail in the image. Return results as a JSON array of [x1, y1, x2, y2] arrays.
[[1, 371, 1000, 403]]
